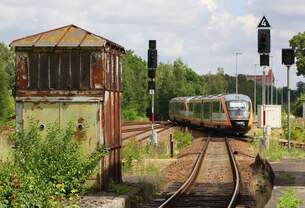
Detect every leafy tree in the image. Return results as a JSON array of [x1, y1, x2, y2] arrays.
[[122, 50, 149, 120], [204, 68, 228, 95], [290, 32, 305, 76], [0, 61, 11, 121], [0, 42, 15, 90]]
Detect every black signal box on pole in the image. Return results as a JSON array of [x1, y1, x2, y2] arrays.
[[148, 69, 156, 78], [282, 48, 295, 65], [148, 79, 155, 90], [260, 54, 269, 66], [258, 29, 270, 53], [148, 40, 158, 69]]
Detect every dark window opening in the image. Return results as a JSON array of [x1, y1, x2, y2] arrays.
[[71, 52, 80, 89], [81, 53, 90, 89], [50, 54, 59, 89], [60, 53, 70, 89], [29, 52, 39, 89], [39, 53, 49, 89]]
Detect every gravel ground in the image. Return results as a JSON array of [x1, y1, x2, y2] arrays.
[[229, 139, 257, 195], [161, 138, 205, 186]]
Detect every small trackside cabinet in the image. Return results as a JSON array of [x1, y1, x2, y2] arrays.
[[258, 105, 282, 128], [11, 24, 125, 189]]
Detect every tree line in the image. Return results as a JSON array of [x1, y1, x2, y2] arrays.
[[122, 50, 292, 120]]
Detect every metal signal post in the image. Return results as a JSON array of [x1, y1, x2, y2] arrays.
[[287, 65, 291, 150], [282, 48, 295, 151], [257, 16, 271, 150], [148, 40, 158, 144]]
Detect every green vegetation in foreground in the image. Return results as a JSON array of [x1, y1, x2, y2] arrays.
[[277, 189, 303, 208], [0, 124, 107, 207], [122, 129, 193, 173], [252, 137, 305, 161], [122, 138, 171, 173], [173, 129, 192, 150]]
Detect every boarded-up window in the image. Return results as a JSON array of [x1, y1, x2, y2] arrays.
[[29, 52, 39, 89], [60, 53, 70, 89], [26, 51, 93, 90], [81, 53, 90, 89], [39, 53, 49, 89], [50, 54, 59, 89], [71, 52, 80, 89]]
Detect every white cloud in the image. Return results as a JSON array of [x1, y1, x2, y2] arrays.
[[199, 0, 218, 11]]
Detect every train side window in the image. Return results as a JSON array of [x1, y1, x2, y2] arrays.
[[195, 103, 201, 118], [213, 102, 220, 113], [203, 102, 210, 119]]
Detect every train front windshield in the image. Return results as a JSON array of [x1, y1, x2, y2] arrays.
[[226, 100, 250, 120]]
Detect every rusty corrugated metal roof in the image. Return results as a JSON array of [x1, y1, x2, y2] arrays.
[[10, 24, 124, 49]]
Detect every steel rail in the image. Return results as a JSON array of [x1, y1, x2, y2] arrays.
[[158, 137, 210, 208], [225, 137, 241, 208], [122, 125, 161, 133]]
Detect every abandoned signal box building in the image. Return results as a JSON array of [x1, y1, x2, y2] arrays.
[[10, 24, 125, 187]]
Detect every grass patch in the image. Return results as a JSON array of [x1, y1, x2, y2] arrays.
[[173, 129, 192, 151], [277, 189, 303, 208], [252, 138, 305, 161]]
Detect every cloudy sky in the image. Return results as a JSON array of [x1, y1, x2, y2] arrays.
[[1, 0, 304, 88]]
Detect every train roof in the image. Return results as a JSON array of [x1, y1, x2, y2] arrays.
[[170, 94, 251, 103], [170, 96, 194, 103], [223, 94, 251, 101]]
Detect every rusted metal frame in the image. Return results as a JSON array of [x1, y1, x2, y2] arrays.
[[15, 46, 104, 52], [118, 55, 122, 92], [16, 96, 103, 103], [16, 90, 104, 97], [158, 137, 210, 208], [15, 52, 29, 90], [225, 138, 240, 208], [119, 92, 122, 146]]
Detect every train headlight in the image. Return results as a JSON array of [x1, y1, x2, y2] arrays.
[[236, 121, 245, 126]]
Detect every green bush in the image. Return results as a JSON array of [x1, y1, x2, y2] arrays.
[[173, 129, 192, 150], [122, 139, 143, 170], [122, 106, 148, 121], [278, 189, 302, 208], [0, 124, 107, 207], [0, 62, 11, 122], [282, 113, 305, 142]]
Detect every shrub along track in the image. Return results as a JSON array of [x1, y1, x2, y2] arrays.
[[142, 136, 241, 208]]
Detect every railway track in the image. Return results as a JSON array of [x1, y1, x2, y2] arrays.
[[122, 121, 174, 143], [142, 136, 241, 208]]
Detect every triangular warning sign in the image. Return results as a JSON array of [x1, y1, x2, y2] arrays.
[[258, 16, 271, 28]]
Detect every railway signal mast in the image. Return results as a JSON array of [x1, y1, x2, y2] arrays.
[[282, 48, 295, 150], [148, 40, 158, 144], [257, 16, 271, 149]]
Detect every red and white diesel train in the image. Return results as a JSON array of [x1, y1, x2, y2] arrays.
[[169, 94, 253, 134]]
